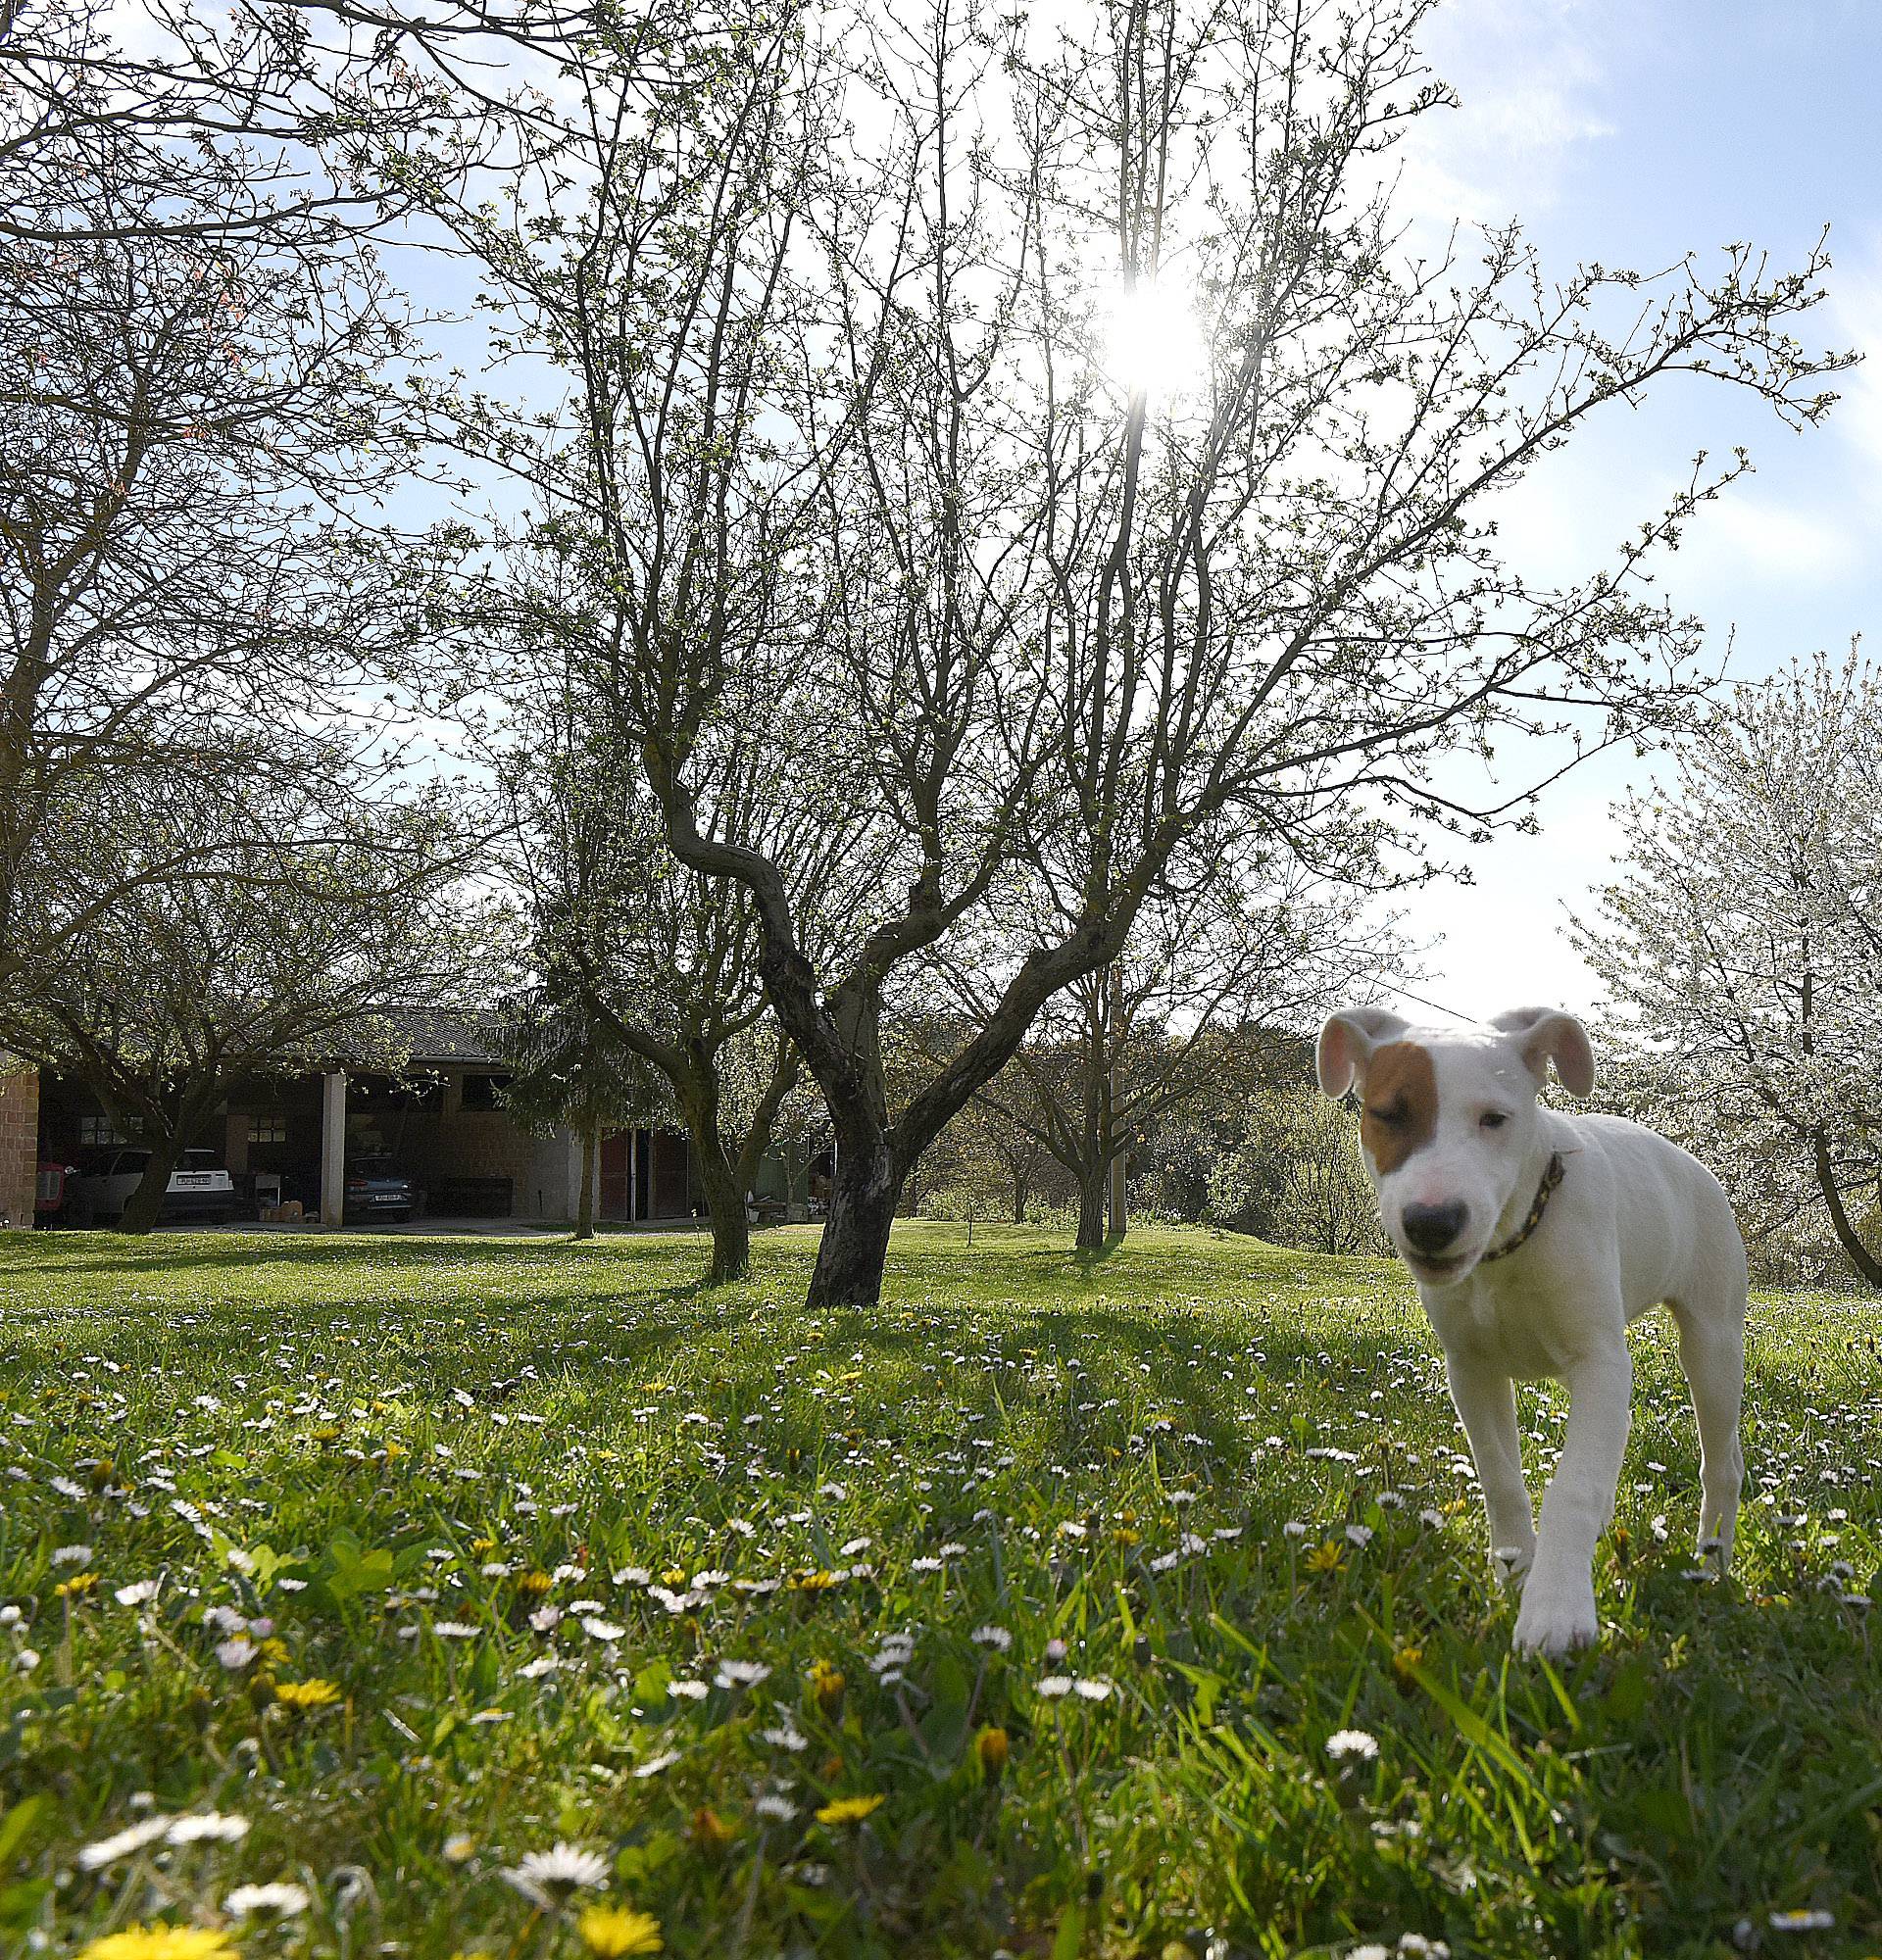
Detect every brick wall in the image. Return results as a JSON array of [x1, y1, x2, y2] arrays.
[[0, 1069, 40, 1231]]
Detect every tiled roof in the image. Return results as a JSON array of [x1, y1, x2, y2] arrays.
[[369, 1006, 509, 1067]]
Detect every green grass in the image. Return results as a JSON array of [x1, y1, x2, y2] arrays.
[[0, 1221, 1878, 1959]]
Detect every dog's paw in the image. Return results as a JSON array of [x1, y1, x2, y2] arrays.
[[1492, 1543, 1535, 1591], [1696, 1531, 1733, 1574], [1511, 1579, 1600, 1657]]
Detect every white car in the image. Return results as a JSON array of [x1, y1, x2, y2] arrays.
[[67, 1148, 238, 1226]]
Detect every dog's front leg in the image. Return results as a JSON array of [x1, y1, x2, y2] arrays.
[[1512, 1345, 1633, 1657], [1443, 1351, 1536, 1588]]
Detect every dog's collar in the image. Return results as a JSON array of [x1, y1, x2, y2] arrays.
[[1480, 1152, 1565, 1263]]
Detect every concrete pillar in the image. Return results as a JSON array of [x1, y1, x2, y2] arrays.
[[628, 1129, 639, 1223], [320, 1070, 347, 1227]]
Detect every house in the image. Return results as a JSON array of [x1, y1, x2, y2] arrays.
[[9, 1010, 817, 1229]]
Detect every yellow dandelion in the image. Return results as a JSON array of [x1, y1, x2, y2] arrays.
[[470, 1536, 497, 1556], [272, 1678, 343, 1711], [1304, 1540, 1347, 1575], [815, 1794, 884, 1827], [56, 1571, 101, 1598], [689, 1805, 734, 1852], [1391, 1642, 1424, 1690], [382, 1440, 409, 1463], [516, 1570, 553, 1596], [794, 1569, 837, 1593], [78, 1928, 237, 1960], [578, 1904, 665, 1956], [810, 1659, 845, 1714], [974, 1726, 1010, 1777]]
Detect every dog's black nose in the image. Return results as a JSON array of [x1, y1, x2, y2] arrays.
[[1402, 1200, 1467, 1256]]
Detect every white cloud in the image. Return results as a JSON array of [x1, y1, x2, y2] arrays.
[[1824, 229, 1882, 511], [1679, 494, 1862, 584], [1395, 0, 1615, 228], [1391, 768, 1635, 1025]]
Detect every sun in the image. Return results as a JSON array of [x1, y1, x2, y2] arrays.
[[1100, 279, 1208, 399]]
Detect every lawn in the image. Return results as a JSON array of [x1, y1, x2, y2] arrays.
[[0, 1222, 1877, 1960]]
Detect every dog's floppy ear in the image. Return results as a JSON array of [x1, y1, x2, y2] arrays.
[[1492, 1005, 1596, 1098], [1316, 1006, 1409, 1099]]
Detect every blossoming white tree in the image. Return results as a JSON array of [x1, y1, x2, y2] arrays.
[[1572, 653, 1882, 1284]]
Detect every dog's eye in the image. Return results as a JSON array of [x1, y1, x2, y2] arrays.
[[1479, 1111, 1509, 1131], [1365, 1103, 1407, 1127]]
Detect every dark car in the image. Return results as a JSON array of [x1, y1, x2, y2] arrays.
[[346, 1155, 423, 1222], [286, 1154, 425, 1224]]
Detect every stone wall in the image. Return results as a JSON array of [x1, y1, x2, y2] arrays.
[[0, 1069, 40, 1231]]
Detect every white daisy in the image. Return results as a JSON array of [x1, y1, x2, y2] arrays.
[[715, 1659, 771, 1689], [167, 1812, 251, 1845], [225, 1882, 311, 1918], [500, 1840, 610, 1906], [77, 1816, 173, 1870], [1325, 1729, 1379, 1764]]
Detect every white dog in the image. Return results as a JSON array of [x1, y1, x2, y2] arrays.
[[1316, 1004, 1748, 1657]]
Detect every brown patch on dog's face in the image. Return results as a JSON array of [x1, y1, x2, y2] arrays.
[[1360, 1042, 1438, 1173]]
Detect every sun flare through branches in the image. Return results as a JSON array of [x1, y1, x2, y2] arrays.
[[1099, 278, 1209, 399]]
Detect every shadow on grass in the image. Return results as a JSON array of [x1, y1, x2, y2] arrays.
[[7, 1229, 713, 1283]]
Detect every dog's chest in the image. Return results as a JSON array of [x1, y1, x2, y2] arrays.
[[1420, 1266, 1584, 1379]]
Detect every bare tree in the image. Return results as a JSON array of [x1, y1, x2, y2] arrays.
[[2, 758, 488, 1233], [1572, 653, 1882, 1286], [495, 662, 877, 1282], [642, 0, 1846, 1303], [449, 0, 1848, 1306], [948, 847, 1404, 1247], [0, 91, 433, 993]]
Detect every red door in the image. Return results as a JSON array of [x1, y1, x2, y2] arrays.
[[599, 1132, 631, 1220]]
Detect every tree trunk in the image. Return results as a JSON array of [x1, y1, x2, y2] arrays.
[[1813, 1128, 1882, 1287], [807, 1133, 902, 1307], [693, 1137, 751, 1286], [116, 1137, 182, 1235], [574, 1120, 598, 1241], [1012, 1166, 1028, 1225], [673, 1060, 753, 1285], [1075, 1164, 1107, 1250]]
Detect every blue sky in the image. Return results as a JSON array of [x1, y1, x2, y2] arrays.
[[1387, 0, 1882, 1023]]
